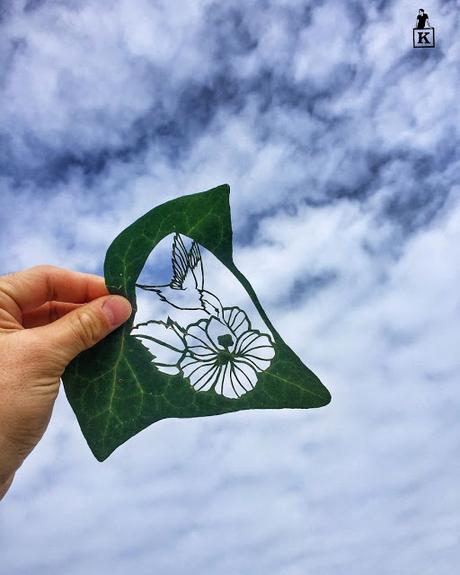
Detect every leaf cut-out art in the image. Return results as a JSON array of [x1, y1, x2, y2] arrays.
[[62, 184, 331, 461]]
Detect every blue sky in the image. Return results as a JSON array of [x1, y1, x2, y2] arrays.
[[1, 0, 460, 573]]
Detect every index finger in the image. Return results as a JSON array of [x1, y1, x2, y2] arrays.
[[0, 265, 109, 320]]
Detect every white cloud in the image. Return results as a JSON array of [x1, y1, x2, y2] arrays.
[[1, 1, 460, 574]]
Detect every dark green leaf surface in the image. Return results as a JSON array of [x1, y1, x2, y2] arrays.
[[62, 184, 331, 461]]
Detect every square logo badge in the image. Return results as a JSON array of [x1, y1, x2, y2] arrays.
[[413, 27, 435, 48]]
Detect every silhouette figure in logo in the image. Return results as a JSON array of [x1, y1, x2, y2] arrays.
[[416, 9, 430, 29]]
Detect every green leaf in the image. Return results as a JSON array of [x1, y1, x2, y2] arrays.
[[62, 184, 331, 461]]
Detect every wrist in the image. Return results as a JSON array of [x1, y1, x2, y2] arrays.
[[0, 432, 22, 499]]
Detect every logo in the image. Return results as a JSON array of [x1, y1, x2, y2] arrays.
[[413, 8, 435, 48]]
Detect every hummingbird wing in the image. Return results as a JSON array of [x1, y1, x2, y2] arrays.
[[170, 233, 190, 289], [188, 241, 204, 290]]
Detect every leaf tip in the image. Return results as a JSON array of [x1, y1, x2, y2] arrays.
[[321, 386, 332, 407]]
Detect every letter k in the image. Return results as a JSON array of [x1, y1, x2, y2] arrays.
[[417, 31, 430, 43]]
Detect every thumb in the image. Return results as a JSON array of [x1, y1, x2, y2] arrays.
[[38, 295, 132, 364]]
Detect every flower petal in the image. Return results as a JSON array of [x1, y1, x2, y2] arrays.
[[235, 332, 275, 371], [229, 361, 258, 395], [185, 320, 219, 356], [181, 357, 221, 393], [206, 317, 234, 351], [234, 330, 260, 354], [214, 362, 238, 398], [243, 334, 275, 360], [223, 307, 250, 336]]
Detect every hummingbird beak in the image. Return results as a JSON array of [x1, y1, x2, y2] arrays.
[[135, 283, 157, 292]]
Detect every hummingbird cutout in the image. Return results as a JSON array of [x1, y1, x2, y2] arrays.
[[135, 233, 224, 319], [62, 185, 331, 461]]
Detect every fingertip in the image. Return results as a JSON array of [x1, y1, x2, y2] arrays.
[[101, 296, 132, 328]]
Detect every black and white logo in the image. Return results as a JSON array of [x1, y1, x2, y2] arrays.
[[413, 8, 435, 48]]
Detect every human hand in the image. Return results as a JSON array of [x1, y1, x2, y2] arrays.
[[0, 266, 132, 500]]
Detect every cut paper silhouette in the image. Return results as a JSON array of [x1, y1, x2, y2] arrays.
[[416, 9, 430, 29], [62, 184, 331, 461], [133, 233, 275, 398]]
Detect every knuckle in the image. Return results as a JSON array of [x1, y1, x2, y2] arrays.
[[0, 273, 17, 292], [0, 275, 20, 308], [30, 265, 60, 300], [29, 264, 59, 275]]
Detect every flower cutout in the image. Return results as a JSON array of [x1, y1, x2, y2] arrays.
[[180, 307, 275, 399]]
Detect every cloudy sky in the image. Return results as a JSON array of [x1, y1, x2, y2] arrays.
[[1, 0, 460, 573]]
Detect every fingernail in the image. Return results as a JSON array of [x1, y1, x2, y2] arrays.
[[102, 296, 132, 328]]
